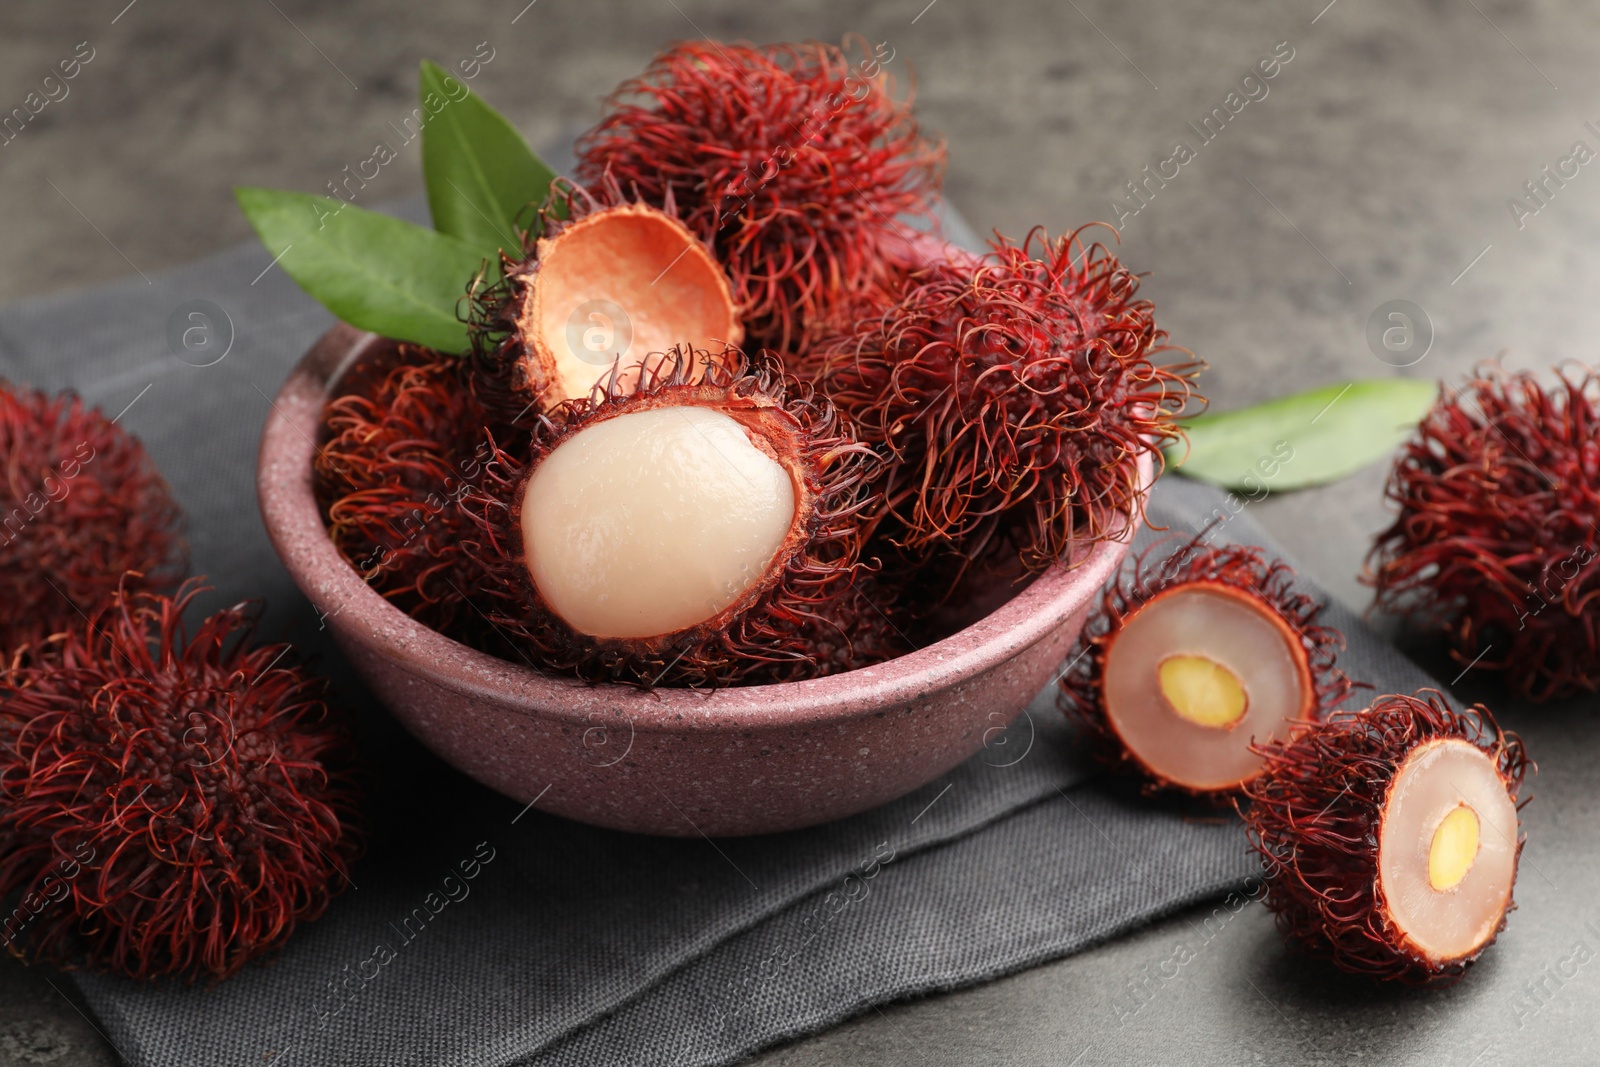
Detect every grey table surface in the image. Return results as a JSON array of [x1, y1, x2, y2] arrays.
[[2, 0, 1599, 1064]]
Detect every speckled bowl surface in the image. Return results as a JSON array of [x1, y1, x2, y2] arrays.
[[258, 325, 1149, 837]]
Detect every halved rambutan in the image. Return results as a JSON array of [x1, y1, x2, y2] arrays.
[[575, 37, 946, 353], [813, 226, 1199, 589], [1368, 363, 1600, 702], [0, 383, 184, 654], [0, 580, 362, 981], [1243, 691, 1529, 984], [463, 346, 877, 687], [314, 344, 497, 638], [467, 177, 743, 422], [1059, 540, 1356, 797]]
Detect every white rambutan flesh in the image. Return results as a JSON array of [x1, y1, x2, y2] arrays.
[[519, 405, 797, 639]]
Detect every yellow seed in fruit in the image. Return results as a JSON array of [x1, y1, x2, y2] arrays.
[[1156, 654, 1248, 729], [1428, 804, 1481, 892]]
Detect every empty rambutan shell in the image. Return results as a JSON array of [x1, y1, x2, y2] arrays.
[[1243, 690, 1529, 984], [813, 226, 1200, 590], [0, 382, 184, 654], [468, 178, 743, 420], [464, 346, 877, 687], [1060, 540, 1357, 797], [575, 37, 946, 353], [1369, 362, 1600, 701], [314, 344, 499, 639], [0, 579, 362, 982]]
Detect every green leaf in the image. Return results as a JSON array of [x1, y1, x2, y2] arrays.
[[1164, 378, 1438, 491], [235, 187, 486, 353], [419, 59, 557, 255]]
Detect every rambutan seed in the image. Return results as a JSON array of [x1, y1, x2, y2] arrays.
[[1243, 691, 1529, 984], [1060, 540, 1356, 798]]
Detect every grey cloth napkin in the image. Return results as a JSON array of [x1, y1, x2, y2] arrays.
[[0, 200, 1439, 1067]]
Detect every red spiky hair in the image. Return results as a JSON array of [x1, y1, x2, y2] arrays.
[[813, 226, 1199, 591], [0, 579, 363, 981], [0, 383, 184, 654], [1368, 362, 1600, 702], [463, 345, 880, 687], [1242, 691, 1528, 985], [1059, 537, 1357, 798], [315, 344, 499, 640], [575, 37, 946, 353]]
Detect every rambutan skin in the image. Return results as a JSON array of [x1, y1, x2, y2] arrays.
[[463, 346, 880, 688], [314, 344, 501, 640], [1242, 691, 1529, 985], [1368, 363, 1600, 702], [0, 383, 184, 654], [0, 580, 363, 982], [575, 37, 946, 353], [1059, 538, 1357, 798], [813, 227, 1200, 586]]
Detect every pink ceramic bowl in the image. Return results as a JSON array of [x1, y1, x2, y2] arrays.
[[258, 325, 1148, 837]]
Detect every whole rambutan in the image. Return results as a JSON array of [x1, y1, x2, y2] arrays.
[[1059, 539, 1356, 798], [0, 580, 363, 982], [1243, 691, 1529, 984], [575, 37, 946, 353], [467, 177, 743, 422], [1368, 362, 1600, 702], [0, 383, 184, 654], [464, 345, 878, 687], [813, 226, 1199, 590], [314, 343, 499, 638]]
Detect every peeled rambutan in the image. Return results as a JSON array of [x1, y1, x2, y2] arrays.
[[464, 345, 877, 687], [813, 226, 1199, 588], [314, 344, 498, 637], [0, 580, 362, 982], [1368, 363, 1600, 702], [0, 383, 184, 654], [1243, 691, 1529, 984], [467, 177, 743, 422], [575, 37, 946, 353], [1059, 539, 1356, 797]]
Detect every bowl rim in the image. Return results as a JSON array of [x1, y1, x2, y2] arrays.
[[257, 325, 1149, 733]]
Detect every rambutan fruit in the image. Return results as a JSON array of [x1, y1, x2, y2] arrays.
[[1368, 363, 1600, 702], [575, 37, 946, 353], [467, 178, 743, 422], [1059, 540, 1356, 797], [813, 226, 1199, 590], [1243, 691, 1529, 984], [464, 346, 877, 687], [314, 343, 498, 637], [0, 383, 184, 655], [0, 580, 362, 982]]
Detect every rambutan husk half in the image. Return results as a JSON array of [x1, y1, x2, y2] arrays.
[[1243, 690, 1529, 984], [467, 178, 743, 422], [463, 345, 881, 687], [1368, 362, 1600, 702], [0, 383, 185, 655], [0, 579, 363, 982], [314, 344, 501, 641], [812, 225, 1201, 596], [575, 37, 946, 354], [1059, 539, 1357, 798]]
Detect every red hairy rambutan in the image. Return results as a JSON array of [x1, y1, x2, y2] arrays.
[[464, 345, 879, 687], [575, 37, 946, 353], [1243, 691, 1529, 984], [1059, 539, 1356, 798], [0, 580, 363, 982], [813, 226, 1199, 590], [1368, 363, 1600, 702], [0, 383, 184, 654], [467, 177, 743, 422], [314, 344, 499, 638]]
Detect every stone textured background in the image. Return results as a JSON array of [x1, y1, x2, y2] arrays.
[[2, 0, 1599, 1063]]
